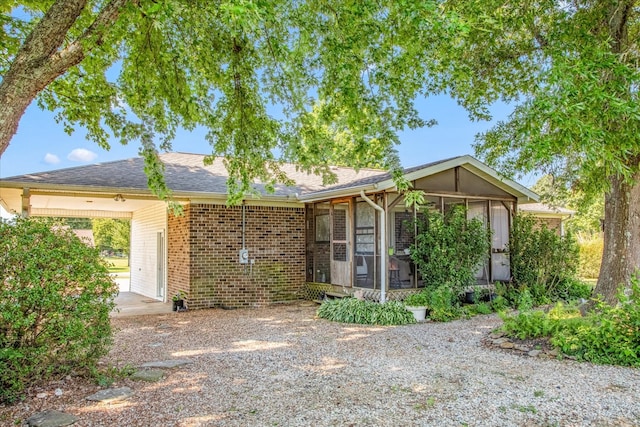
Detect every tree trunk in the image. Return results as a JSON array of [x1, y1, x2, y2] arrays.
[[594, 173, 640, 305], [0, 0, 130, 157]]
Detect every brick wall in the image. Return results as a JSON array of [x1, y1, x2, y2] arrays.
[[534, 217, 563, 235], [167, 205, 191, 304], [168, 203, 305, 309]]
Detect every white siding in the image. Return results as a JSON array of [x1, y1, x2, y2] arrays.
[[130, 203, 167, 300]]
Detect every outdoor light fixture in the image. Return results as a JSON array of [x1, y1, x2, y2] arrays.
[[114, 194, 126, 202]]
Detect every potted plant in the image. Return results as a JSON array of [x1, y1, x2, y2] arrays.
[[403, 291, 429, 322], [172, 291, 187, 311]]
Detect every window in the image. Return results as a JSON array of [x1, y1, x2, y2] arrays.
[[315, 214, 329, 242]]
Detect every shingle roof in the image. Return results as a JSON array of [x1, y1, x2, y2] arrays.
[[519, 202, 574, 217], [0, 152, 385, 197], [305, 157, 459, 194]]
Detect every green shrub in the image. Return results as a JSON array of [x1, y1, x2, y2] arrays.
[[552, 278, 640, 366], [577, 237, 603, 279], [500, 277, 640, 367], [403, 291, 429, 307], [0, 218, 118, 403], [410, 206, 491, 294], [317, 298, 416, 325], [465, 302, 493, 316], [501, 307, 563, 340], [489, 294, 509, 312], [507, 214, 583, 304], [424, 285, 463, 322], [553, 277, 593, 301]]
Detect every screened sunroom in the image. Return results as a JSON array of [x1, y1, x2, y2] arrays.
[[302, 156, 537, 302]]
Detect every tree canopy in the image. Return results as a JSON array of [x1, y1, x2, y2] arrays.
[[440, 0, 639, 302], [0, 0, 462, 202], [1, 0, 639, 302], [93, 218, 130, 255]]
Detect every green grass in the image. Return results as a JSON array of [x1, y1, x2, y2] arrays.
[[104, 257, 130, 274], [580, 278, 597, 287]]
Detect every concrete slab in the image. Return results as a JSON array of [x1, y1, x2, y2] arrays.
[[111, 292, 173, 317]]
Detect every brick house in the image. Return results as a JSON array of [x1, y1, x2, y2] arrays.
[[518, 203, 574, 235], [0, 152, 540, 308]]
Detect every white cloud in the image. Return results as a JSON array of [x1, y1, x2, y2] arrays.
[[44, 153, 60, 164], [67, 148, 98, 162]]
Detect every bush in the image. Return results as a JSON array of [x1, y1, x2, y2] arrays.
[[577, 236, 603, 279], [403, 291, 429, 307], [507, 214, 584, 304], [500, 275, 640, 367], [317, 298, 416, 325], [500, 304, 581, 339], [552, 278, 640, 366], [411, 206, 490, 294], [424, 285, 463, 322], [0, 218, 118, 403]]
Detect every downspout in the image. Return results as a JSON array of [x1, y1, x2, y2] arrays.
[[360, 190, 386, 303], [560, 213, 573, 237], [242, 201, 246, 250]]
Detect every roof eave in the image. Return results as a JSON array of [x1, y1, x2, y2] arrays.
[[300, 155, 540, 203], [298, 183, 379, 203], [0, 180, 301, 204], [0, 180, 156, 196]]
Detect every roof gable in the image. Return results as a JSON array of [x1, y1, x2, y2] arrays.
[[301, 155, 538, 203]]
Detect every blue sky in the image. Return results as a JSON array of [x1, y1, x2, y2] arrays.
[[0, 94, 536, 185]]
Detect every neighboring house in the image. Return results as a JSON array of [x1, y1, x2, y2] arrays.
[[0, 152, 540, 308], [72, 229, 95, 247], [518, 203, 574, 235]]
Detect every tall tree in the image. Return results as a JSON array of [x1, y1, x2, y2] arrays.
[[93, 218, 130, 255], [532, 175, 604, 237], [3, 1, 638, 304], [437, 0, 639, 303], [0, 0, 454, 202]]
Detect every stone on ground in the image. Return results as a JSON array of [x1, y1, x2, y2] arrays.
[[131, 369, 165, 382], [85, 387, 134, 403], [26, 410, 78, 427], [140, 359, 193, 368]]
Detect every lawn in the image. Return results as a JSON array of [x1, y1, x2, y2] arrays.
[[103, 256, 130, 274]]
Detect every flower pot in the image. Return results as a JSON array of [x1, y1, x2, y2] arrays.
[[172, 299, 184, 311], [405, 305, 427, 322], [464, 291, 476, 304], [481, 292, 498, 302]]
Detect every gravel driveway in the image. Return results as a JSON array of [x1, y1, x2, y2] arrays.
[[4, 302, 640, 426]]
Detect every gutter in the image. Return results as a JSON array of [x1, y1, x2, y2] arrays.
[[0, 181, 302, 204], [360, 190, 386, 303], [299, 182, 379, 203]]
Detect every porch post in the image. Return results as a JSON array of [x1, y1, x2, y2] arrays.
[[21, 188, 30, 218], [360, 191, 386, 303]]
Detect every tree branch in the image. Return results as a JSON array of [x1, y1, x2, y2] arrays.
[[0, 0, 132, 156], [49, 0, 132, 77]]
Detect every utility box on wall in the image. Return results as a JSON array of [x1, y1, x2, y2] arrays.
[[239, 249, 249, 264]]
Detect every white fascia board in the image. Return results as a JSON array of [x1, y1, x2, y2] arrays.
[[298, 183, 379, 203], [524, 211, 573, 219], [0, 180, 301, 205], [30, 209, 133, 219]]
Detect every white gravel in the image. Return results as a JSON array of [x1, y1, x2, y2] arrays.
[[3, 301, 640, 426]]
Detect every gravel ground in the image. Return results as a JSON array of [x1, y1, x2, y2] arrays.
[[3, 301, 640, 426]]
